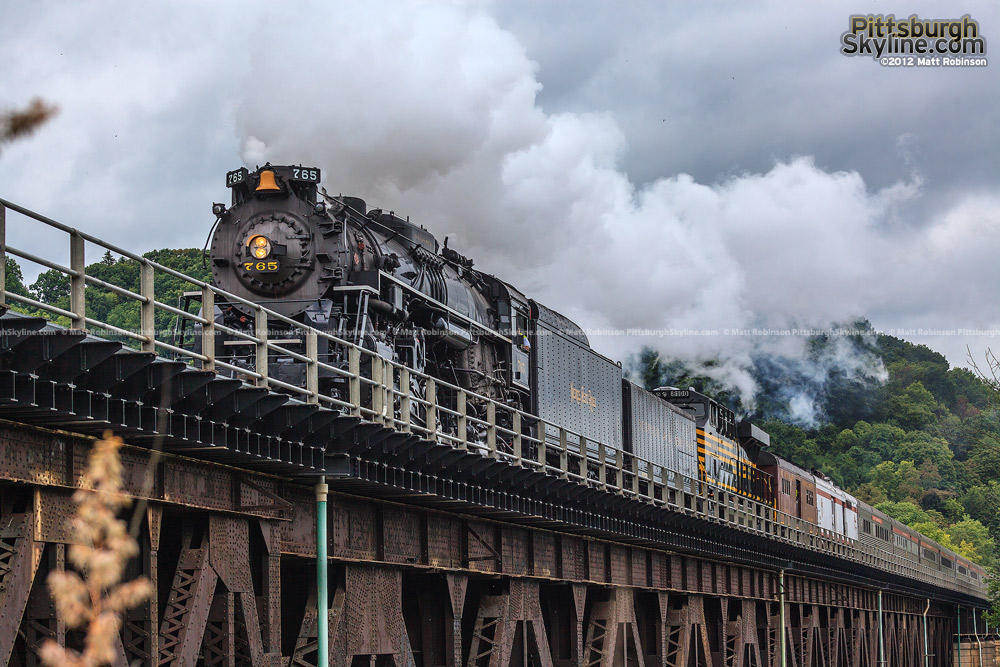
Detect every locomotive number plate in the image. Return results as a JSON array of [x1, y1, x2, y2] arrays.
[[226, 168, 248, 187], [291, 167, 320, 182], [244, 260, 279, 273]]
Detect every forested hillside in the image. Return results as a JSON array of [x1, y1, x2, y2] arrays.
[[634, 324, 1000, 575]]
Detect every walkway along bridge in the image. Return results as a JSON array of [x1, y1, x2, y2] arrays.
[[0, 198, 993, 666]]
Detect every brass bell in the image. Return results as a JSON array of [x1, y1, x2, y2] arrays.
[[256, 169, 280, 192]]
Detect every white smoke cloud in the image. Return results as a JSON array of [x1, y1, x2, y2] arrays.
[[235, 0, 1000, 421]]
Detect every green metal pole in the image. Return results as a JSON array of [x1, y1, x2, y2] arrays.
[[923, 599, 930, 667], [317, 477, 329, 667], [957, 605, 961, 667], [975, 609, 983, 667], [878, 590, 885, 666], [779, 570, 786, 667]]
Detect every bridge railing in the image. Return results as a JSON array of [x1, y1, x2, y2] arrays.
[[0, 199, 984, 599]]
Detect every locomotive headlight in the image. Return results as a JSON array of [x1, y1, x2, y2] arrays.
[[249, 235, 272, 259]]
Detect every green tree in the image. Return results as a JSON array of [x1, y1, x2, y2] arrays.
[[870, 460, 922, 503], [839, 445, 883, 488], [938, 497, 967, 524], [874, 501, 931, 526], [29, 268, 71, 305], [966, 442, 1000, 485], [949, 518, 996, 568], [760, 419, 825, 470], [961, 483, 1000, 533], [850, 421, 908, 460], [4, 256, 29, 297], [949, 367, 996, 413], [987, 567, 1000, 628], [887, 381, 941, 431], [910, 521, 953, 549], [853, 483, 888, 505], [895, 432, 953, 466]]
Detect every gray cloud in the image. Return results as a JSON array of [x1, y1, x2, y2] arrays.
[[1, 0, 997, 408], [496, 1, 999, 198]]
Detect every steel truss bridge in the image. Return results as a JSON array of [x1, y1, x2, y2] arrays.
[[0, 198, 992, 666]]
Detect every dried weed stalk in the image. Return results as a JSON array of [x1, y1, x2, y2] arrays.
[[39, 433, 152, 667], [0, 98, 58, 151]]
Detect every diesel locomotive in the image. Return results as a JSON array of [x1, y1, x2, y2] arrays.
[[197, 163, 985, 588]]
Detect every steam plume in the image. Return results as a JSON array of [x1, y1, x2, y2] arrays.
[[236, 0, 1000, 424]]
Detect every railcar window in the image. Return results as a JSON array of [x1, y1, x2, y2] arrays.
[[863, 519, 872, 534], [922, 548, 937, 561], [781, 479, 791, 495], [958, 565, 968, 576], [971, 571, 979, 580], [806, 490, 814, 505], [941, 557, 953, 569], [679, 403, 706, 419]]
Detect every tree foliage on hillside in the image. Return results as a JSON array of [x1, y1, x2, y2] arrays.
[[633, 325, 1000, 573]]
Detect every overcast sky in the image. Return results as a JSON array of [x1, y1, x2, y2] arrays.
[[2, 1, 998, 407]]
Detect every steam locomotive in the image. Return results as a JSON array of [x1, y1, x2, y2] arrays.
[[199, 164, 984, 586], [208, 164, 529, 426]]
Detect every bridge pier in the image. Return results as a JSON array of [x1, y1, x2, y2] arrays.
[[579, 587, 643, 667], [0, 499, 978, 667]]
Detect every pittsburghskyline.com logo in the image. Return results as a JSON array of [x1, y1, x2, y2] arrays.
[[841, 14, 988, 67]]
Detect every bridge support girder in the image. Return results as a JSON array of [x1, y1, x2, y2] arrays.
[[0, 424, 985, 667]]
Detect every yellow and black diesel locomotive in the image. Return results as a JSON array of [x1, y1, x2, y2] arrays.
[[654, 387, 773, 504]]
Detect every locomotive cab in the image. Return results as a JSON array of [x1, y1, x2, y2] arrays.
[[652, 387, 735, 440]]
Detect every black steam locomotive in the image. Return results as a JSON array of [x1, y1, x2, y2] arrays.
[[211, 165, 511, 413]]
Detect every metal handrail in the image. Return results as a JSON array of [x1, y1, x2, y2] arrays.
[[0, 197, 986, 598]]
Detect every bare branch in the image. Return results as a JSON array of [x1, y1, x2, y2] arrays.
[[967, 346, 1000, 392]]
